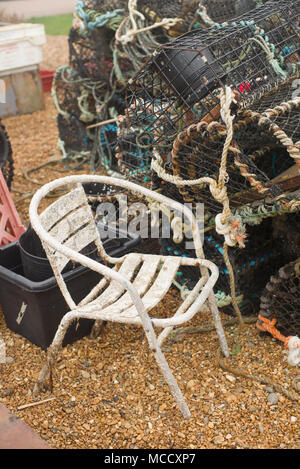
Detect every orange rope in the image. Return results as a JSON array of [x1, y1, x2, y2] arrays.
[[256, 314, 292, 349]]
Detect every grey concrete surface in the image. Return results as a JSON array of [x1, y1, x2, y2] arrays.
[[0, 0, 76, 19]]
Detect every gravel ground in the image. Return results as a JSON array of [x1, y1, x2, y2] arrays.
[[0, 36, 299, 450], [41, 35, 70, 71]]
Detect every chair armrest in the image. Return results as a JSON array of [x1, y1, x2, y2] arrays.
[[152, 258, 219, 328], [29, 174, 205, 260]]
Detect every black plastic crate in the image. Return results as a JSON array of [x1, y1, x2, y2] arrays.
[[0, 226, 141, 350]]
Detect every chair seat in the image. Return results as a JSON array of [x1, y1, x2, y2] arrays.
[[76, 253, 191, 323]]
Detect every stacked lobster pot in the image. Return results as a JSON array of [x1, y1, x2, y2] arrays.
[[97, 0, 212, 176], [0, 119, 14, 189], [116, 0, 300, 321], [116, 0, 298, 182], [52, 0, 128, 169], [53, 0, 210, 173]]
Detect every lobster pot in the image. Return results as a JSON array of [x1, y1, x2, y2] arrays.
[[228, 76, 300, 212], [227, 217, 290, 314], [236, 75, 300, 160], [121, 0, 299, 178], [198, 0, 238, 25], [198, 0, 259, 25], [258, 201, 300, 338], [97, 122, 120, 172], [113, 0, 202, 90], [57, 114, 94, 157], [70, 0, 127, 82], [114, 112, 155, 184], [156, 74, 300, 218], [160, 217, 287, 316], [136, 0, 199, 37], [53, 66, 97, 123], [272, 211, 300, 261], [259, 259, 300, 337], [69, 27, 116, 83], [0, 120, 14, 190]]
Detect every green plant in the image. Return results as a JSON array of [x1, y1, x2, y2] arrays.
[[28, 14, 73, 36], [231, 328, 242, 355]]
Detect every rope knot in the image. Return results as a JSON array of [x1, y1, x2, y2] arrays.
[[257, 315, 300, 366], [215, 214, 247, 247]]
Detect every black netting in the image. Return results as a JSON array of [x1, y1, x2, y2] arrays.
[[259, 259, 300, 336], [198, 0, 272, 26], [57, 114, 94, 155], [272, 212, 300, 263], [160, 217, 287, 316], [53, 67, 97, 121], [137, 0, 198, 35], [150, 75, 300, 216], [0, 120, 14, 189], [115, 1, 299, 182], [69, 27, 116, 82], [112, 1, 200, 90]]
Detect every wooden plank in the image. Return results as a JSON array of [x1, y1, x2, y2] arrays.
[[230, 172, 300, 207]]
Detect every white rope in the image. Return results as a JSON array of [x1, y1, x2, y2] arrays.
[[215, 214, 236, 247], [287, 336, 300, 367], [115, 0, 181, 44], [151, 86, 246, 247], [0, 338, 6, 364], [171, 216, 185, 244]]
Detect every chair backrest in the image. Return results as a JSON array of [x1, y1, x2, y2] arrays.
[[39, 183, 101, 274]]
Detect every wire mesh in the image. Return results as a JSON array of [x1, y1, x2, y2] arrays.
[[259, 258, 300, 337], [53, 66, 98, 122], [57, 114, 94, 157], [198, 0, 270, 26], [153, 75, 300, 218], [272, 211, 300, 260], [116, 0, 299, 182], [112, 1, 210, 94], [259, 212, 300, 338], [160, 217, 286, 316], [69, 26, 116, 83], [53, 61, 126, 166], [136, 0, 198, 36]]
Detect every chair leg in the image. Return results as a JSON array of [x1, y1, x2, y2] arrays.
[[33, 311, 79, 396], [151, 343, 191, 418], [139, 315, 191, 418], [90, 320, 107, 339], [207, 290, 230, 358]]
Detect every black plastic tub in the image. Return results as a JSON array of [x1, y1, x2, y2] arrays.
[[0, 225, 141, 350], [19, 225, 99, 282]]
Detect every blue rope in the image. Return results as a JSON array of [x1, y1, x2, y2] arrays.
[[75, 0, 124, 31]]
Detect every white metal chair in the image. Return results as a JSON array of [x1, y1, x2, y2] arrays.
[[29, 174, 229, 418]]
